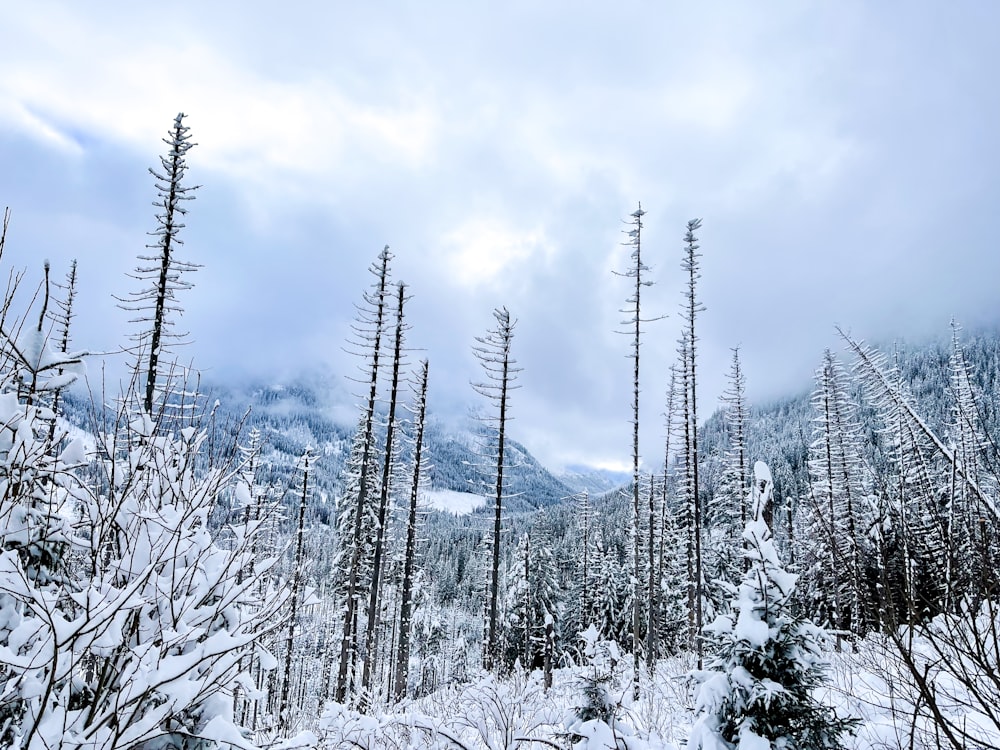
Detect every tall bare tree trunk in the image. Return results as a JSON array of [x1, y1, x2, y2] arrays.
[[279, 452, 311, 732], [336, 247, 391, 703], [360, 282, 407, 706], [681, 219, 704, 669], [472, 308, 519, 672], [392, 360, 429, 702]]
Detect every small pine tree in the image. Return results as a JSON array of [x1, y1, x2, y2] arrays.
[[688, 462, 859, 750], [573, 625, 620, 726]]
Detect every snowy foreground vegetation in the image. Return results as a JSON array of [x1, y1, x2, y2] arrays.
[[3, 115, 1000, 749]]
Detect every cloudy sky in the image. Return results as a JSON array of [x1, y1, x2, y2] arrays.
[[2, 2, 999, 472]]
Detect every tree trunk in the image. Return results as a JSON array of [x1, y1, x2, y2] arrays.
[[392, 360, 429, 702], [360, 283, 407, 706]]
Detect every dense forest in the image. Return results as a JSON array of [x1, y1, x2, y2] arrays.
[[2, 115, 998, 750]]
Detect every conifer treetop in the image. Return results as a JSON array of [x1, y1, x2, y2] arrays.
[[688, 460, 860, 750]]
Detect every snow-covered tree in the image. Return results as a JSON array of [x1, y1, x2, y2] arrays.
[[614, 204, 663, 689], [800, 349, 871, 637], [564, 624, 631, 748], [942, 319, 993, 609], [500, 531, 560, 676], [472, 306, 520, 672], [392, 358, 429, 703], [707, 348, 750, 614], [359, 281, 409, 704], [277, 449, 313, 732], [334, 247, 392, 704], [841, 330, 1000, 623], [680, 218, 706, 669], [117, 113, 199, 416], [688, 461, 858, 750], [588, 537, 631, 648], [657, 489, 691, 657]]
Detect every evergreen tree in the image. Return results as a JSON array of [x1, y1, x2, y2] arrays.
[[392, 359, 429, 702], [577, 491, 593, 639], [942, 319, 992, 608], [840, 330, 996, 622], [680, 218, 706, 669], [688, 462, 859, 750], [841, 329, 997, 524], [707, 347, 750, 612], [589, 537, 631, 647], [359, 281, 409, 703], [657, 492, 690, 655], [655, 364, 688, 656], [614, 203, 662, 692], [801, 349, 870, 637], [565, 625, 628, 747], [500, 531, 560, 674], [278, 450, 312, 732]]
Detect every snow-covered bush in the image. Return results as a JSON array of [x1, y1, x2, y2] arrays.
[[1, 385, 287, 749], [0, 285, 286, 748], [0, 384, 86, 745], [688, 462, 858, 750], [562, 624, 659, 749], [316, 702, 473, 750], [450, 671, 556, 749], [572, 625, 621, 727], [852, 598, 1000, 750]]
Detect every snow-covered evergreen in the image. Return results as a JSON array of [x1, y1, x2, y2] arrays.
[[688, 462, 858, 750]]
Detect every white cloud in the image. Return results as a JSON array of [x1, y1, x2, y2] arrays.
[[439, 218, 553, 288], [657, 61, 757, 133], [0, 7, 439, 194], [0, 100, 83, 155], [2, 0, 999, 474]]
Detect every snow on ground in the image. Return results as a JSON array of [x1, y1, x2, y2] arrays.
[[60, 418, 96, 458], [422, 488, 486, 515], [306, 634, 1000, 749]]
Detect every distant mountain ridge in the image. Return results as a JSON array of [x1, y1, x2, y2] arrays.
[[557, 464, 632, 494], [59, 324, 1000, 523], [204, 374, 578, 513]]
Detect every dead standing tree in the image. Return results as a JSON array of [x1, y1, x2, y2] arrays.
[[117, 113, 199, 416], [392, 358, 429, 702], [335, 247, 392, 704], [472, 307, 520, 672], [614, 204, 664, 695]]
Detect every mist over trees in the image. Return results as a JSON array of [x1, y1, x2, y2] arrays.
[[2, 114, 999, 749]]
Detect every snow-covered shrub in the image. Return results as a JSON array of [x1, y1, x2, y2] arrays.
[[562, 624, 659, 749], [853, 598, 1000, 750], [316, 702, 472, 749], [688, 462, 858, 750], [633, 657, 695, 748], [408, 669, 563, 749], [573, 625, 621, 726], [0, 360, 286, 748], [0, 387, 87, 746]]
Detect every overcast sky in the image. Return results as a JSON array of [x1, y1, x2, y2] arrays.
[[2, 2, 999, 472]]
